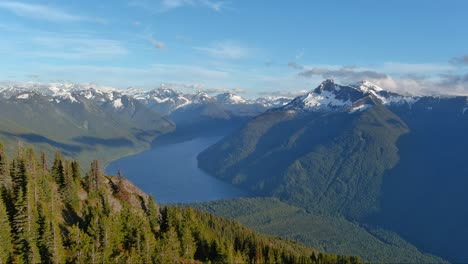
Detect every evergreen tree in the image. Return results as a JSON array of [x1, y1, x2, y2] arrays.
[[62, 160, 80, 212], [0, 142, 8, 186], [87, 160, 102, 192], [10, 158, 27, 201], [51, 152, 65, 188], [71, 160, 81, 180], [157, 227, 181, 263], [68, 224, 93, 264], [39, 152, 48, 173], [24, 175, 41, 263], [0, 190, 12, 264], [146, 195, 159, 233], [12, 188, 30, 263]]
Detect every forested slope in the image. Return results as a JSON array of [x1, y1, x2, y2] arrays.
[[0, 142, 360, 263], [192, 198, 446, 263]]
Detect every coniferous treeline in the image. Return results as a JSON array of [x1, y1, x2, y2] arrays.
[[0, 142, 361, 264]]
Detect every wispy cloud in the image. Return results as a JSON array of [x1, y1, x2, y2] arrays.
[[194, 41, 251, 60], [0, 1, 95, 22], [439, 73, 468, 88], [147, 36, 166, 49], [31, 63, 230, 86], [197, 0, 226, 11], [264, 60, 274, 67], [129, 0, 227, 12], [30, 36, 128, 59], [258, 89, 307, 98], [381, 62, 456, 74], [160, 82, 206, 90], [288, 62, 304, 70], [200, 87, 247, 94], [176, 35, 192, 42], [450, 55, 468, 66], [298, 66, 388, 82], [295, 49, 304, 60], [0, 33, 128, 60]]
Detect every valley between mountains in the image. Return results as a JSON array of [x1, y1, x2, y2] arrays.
[[1, 79, 466, 262]]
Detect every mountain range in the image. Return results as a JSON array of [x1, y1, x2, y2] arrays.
[[198, 79, 468, 262], [0, 81, 290, 164]]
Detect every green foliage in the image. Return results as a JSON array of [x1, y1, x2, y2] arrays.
[[0, 141, 360, 264], [199, 106, 409, 219], [193, 197, 446, 263], [0, 189, 13, 264]]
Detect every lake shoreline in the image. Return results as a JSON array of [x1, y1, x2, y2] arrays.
[[106, 136, 249, 204]]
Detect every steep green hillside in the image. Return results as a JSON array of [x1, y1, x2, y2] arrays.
[[373, 98, 468, 262], [199, 105, 408, 219], [0, 94, 174, 167], [0, 142, 360, 264], [192, 198, 446, 263]]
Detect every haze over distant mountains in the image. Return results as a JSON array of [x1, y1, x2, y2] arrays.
[[0, 81, 291, 115]]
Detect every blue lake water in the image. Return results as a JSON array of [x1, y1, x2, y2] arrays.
[[106, 136, 247, 203]]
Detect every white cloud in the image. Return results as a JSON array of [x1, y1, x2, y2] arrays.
[[0, 1, 93, 22], [195, 41, 252, 60]]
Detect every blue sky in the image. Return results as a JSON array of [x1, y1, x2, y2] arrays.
[[0, 0, 467, 97]]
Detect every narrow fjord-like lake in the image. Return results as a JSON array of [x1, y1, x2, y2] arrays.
[[106, 136, 247, 203]]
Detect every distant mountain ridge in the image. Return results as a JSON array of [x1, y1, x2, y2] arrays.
[[0, 82, 176, 167], [0, 81, 291, 116], [0, 81, 294, 160]]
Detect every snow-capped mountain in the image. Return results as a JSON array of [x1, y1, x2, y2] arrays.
[[283, 79, 422, 113], [3, 80, 467, 118], [0, 81, 121, 106], [255, 96, 291, 108], [0, 81, 294, 121], [121, 86, 290, 115], [215, 93, 248, 105]]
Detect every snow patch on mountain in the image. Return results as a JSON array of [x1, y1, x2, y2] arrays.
[[215, 93, 248, 104], [113, 98, 123, 109], [283, 79, 422, 113], [349, 104, 373, 113], [255, 96, 291, 108], [17, 93, 30, 99], [301, 90, 352, 110], [354, 80, 384, 93]]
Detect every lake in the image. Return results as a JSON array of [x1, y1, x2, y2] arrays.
[[106, 136, 248, 203]]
